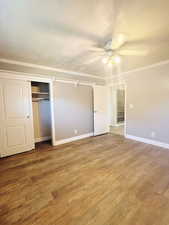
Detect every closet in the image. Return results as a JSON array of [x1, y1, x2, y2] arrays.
[[31, 82, 52, 144]]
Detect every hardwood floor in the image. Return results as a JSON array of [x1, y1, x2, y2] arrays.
[[1, 134, 169, 225]]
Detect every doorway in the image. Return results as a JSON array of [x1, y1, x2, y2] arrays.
[[31, 81, 52, 148], [110, 85, 125, 136]]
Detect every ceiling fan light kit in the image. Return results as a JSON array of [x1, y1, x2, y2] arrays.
[[102, 54, 121, 65], [88, 33, 148, 67], [102, 57, 109, 64], [108, 61, 112, 67], [113, 55, 121, 64]]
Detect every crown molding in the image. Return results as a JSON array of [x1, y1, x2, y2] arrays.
[[0, 69, 55, 82], [0, 69, 99, 87], [0, 58, 105, 80], [106, 59, 169, 81]]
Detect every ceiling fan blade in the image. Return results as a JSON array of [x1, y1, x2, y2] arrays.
[[88, 46, 105, 52], [124, 39, 169, 49], [111, 33, 127, 50], [119, 49, 149, 56], [84, 55, 102, 64]]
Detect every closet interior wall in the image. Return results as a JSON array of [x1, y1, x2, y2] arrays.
[[31, 82, 52, 143]]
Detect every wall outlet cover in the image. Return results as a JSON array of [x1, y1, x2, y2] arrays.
[[151, 131, 156, 138]]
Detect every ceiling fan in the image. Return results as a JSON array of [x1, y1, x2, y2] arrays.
[[85, 33, 149, 65]]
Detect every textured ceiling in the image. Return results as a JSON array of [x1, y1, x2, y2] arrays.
[[0, 0, 169, 77]]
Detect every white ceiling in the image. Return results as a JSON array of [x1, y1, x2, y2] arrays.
[[0, 0, 169, 78]]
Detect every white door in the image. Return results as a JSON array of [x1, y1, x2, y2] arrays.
[[0, 79, 34, 157], [93, 85, 109, 136]]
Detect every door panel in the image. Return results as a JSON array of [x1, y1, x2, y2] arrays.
[[4, 81, 28, 119], [94, 86, 109, 136], [5, 125, 26, 147], [0, 79, 34, 157]]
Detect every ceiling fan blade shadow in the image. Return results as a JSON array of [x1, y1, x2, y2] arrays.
[[84, 55, 102, 64], [36, 19, 105, 43], [88, 46, 105, 52], [65, 51, 91, 65], [111, 0, 128, 49]]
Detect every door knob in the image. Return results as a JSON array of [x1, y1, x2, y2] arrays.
[[27, 115, 30, 119]]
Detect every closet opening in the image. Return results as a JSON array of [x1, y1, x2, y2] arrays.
[[31, 81, 52, 149]]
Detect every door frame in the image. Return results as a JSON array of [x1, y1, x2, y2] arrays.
[[31, 80, 56, 146], [108, 83, 127, 136], [0, 71, 56, 146]]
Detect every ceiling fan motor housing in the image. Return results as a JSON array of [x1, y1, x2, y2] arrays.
[[107, 50, 114, 56], [105, 40, 112, 50]]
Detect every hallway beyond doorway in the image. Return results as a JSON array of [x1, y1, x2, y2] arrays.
[[110, 125, 124, 136]]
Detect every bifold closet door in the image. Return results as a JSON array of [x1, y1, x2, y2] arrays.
[[0, 79, 34, 157]]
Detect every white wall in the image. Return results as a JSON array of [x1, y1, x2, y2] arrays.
[[53, 81, 93, 142], [125, 62, 169, 145]]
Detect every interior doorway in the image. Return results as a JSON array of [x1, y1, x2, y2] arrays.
[[110, 85, 125, 136], [31, 81, 52, 148], [116, 88, 125, 124]]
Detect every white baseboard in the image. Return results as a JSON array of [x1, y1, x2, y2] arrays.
[[35, 136, 51, 143], [54, 133, 93, 146], [125, 134, 169, 149]]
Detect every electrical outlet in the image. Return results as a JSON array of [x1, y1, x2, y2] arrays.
[[74, 129, 78, 135], [151, 131, 156, 138]]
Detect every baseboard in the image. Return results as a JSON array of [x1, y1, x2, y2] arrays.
[[54, 133, 93, 146], [35, 136, 51, 143], [125, 134, 169, 149]]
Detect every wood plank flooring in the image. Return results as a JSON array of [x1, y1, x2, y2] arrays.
[[1, 134, 169, 225]]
